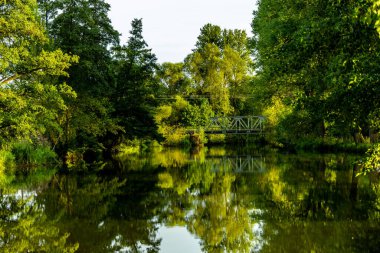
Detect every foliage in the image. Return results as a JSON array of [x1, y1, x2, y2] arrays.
[[113, 139, 141, 159], [154, 96, 190, 146], [358, 144, 380, 175], [113, 18, 159, 139], [185, 24, 253, 116], [11, 141, 57, 167], [0, 149, 15, 172], [0, 0, 78, 145], [261, 96, 292, 137], [60, 96, 122, 149], [0, 149, 15, 188], [0, 0, 77, 83], [252, 0, 380, 143], [181, 99, 214, 127], [158, 62, 192, 95], [363, 0, 380, 35], [0, 194, 78, 253], [47, 0, 122, 149], [157, 125, 189, 147], [50, 0, 119, 96]]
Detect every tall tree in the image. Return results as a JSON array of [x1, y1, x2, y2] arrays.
[[47, 0, 121, 147], [185, 24, 253, 116], [0, 0, 77, 144], [50, 0, 120, 96], [157, 62, 192, 96], [114, 18, 159, 138], [37, 0, 58, 31], [252, 0, 380, 140]]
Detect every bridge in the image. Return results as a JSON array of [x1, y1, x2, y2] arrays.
[[189, 116, 265, 135]]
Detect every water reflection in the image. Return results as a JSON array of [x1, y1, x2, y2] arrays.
[[2, 147, 380, 252], [0, 181, 78, 252], [155, 154, 256, 252]]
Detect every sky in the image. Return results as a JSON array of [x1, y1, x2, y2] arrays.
[[106, 0, 257, 63]]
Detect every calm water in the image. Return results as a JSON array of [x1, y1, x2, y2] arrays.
[[1, 147, 380, 252]]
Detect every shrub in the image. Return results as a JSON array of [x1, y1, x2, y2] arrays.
[[113, 139, 141, 158], [65, 149, 85, 169], [0, 149, 16, 187], [158, 125, 189, 146], [358, 144, 380, 176], [12, 142, 57, 166], [207, 134, 225, 144]]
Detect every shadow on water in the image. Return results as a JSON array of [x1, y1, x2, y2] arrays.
[[1, 146, 380, 252]]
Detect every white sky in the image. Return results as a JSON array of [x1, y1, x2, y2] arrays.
[[106, 0, 257, 63]]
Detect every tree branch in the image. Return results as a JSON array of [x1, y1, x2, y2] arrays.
[[0, 67, 45, 85], [0, 74, 20, 85]]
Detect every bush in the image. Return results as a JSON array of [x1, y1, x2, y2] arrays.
[[207, 134, 225, 144], [181, 99, 214, 127], [0, 149, 15, 172], [0, 149, 16, 187], [154, 96, 215, 146], [159, 125, 190, 146], [292, 137, 370, 153], [357, 144, 380, 176], [113, 139, 141, 157], [11, 142, 57, 167], [65, 149, 85, 169]]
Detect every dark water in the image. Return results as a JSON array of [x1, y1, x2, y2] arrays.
[[1, 147, 380, 253]]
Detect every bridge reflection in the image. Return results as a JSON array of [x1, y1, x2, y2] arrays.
[[202, 155, 266, 173]]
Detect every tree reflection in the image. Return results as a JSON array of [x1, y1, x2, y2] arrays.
[[155, 148, 256, 252], [250, 154, 380, 252], [154, 149, 380, 253], [36, 163, 167, 253], [187, 174, 254, 253], [0, 190, 78, 252], [3, 148, 380, 253]]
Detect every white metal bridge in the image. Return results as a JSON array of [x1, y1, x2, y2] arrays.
[[203, 116, 265, 134]]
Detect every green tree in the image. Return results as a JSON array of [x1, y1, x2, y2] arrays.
[[37, 0, 58, 30], [0, 192, 78, 253], [0, 0, 78, 144], [48, 0, 121, 148], [185, 24, 253, 116], [114, 18, 159, 138], [158, 62, 192, 96], [252, 0, 380, 141], [50, 0, 119, 96]]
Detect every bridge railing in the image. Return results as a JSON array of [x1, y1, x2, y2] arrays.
[[205, 116, 265, 134]]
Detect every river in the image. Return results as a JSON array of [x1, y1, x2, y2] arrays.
[[1, 146, 380, 252]]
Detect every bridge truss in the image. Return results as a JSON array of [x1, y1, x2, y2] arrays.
[[205, 116, 265, 134]]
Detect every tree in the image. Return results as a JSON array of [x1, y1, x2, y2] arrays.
[[157, 62, 192, 96], [50, 0, 119, 96], [47, 0, 122, 148], [185, 24, 253, 116], [0, 0, 78, 144], [37, 0, 58, 30], [114, 18, 159, 138], [0, 194, 78, 253], [251, 0, 380, 141]]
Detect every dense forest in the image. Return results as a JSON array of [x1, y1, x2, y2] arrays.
[[1, 0, 380, 172]]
